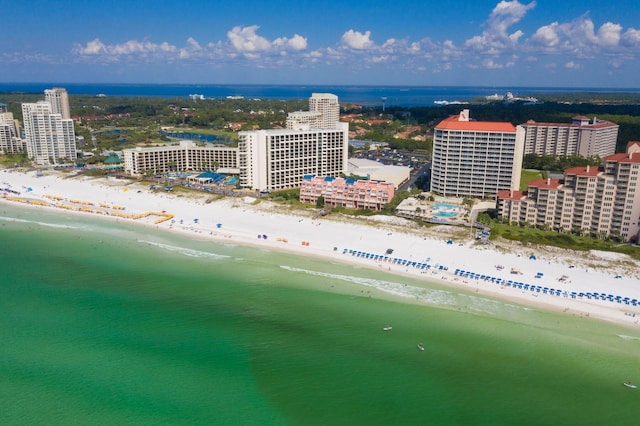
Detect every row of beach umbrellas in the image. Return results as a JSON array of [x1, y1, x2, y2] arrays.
[[454, 269, 638, 306], [343, 248, 448, 271]]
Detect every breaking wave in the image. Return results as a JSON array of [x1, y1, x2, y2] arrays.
[[138, 240, 230, 259], [280, 265, 529, 316]]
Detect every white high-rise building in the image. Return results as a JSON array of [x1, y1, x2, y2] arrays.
[[238, 123, 349, 192], [22, 101, 76, 165], [45, 87, 71, 119], [287, 93, 340, 130], [430, 109, 525, 199], [0, 112, 24, 154], [286, 111, 322, 130]]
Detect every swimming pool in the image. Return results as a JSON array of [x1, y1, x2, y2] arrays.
[[434, 211, 458, 218], [432, 203, 461, 210]]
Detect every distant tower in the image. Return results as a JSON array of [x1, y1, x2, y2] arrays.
[[381, 97, 387, 112], [45, 87, 71, 119], [308, 93, 339, 129]]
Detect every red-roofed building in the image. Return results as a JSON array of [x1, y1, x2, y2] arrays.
[[520, 116, 619, 157], [497, 147, 640, 242], [431, 109, 524, 198]]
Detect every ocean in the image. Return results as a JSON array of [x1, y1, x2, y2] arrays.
[[2, 203, 640, 425], [2, 83, 640, 107]]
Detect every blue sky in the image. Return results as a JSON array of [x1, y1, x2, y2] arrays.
[[2, 0, 640, 87]]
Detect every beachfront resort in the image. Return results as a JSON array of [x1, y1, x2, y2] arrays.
[[1, 88, 639, 243]]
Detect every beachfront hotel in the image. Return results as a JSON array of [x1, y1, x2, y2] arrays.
[[238, 93, 349, 192], [299, 175, 394, 210], [430, 109, 525, 199], [496, 142, 640, 242], [520, 116, 619, 157], [123, 140, 238, 176], [123, 93, 349, 192], [22, 100, 77, 165], [237, 125, 349, 191]]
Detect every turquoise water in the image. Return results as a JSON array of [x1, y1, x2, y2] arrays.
[[434, 211, 457, 218], [432, 203, 461, 218], [432, 203, 460, 210], [2, 204, 640, 425]]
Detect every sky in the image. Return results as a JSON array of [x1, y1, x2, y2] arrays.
[[2, 0, 640, 88]]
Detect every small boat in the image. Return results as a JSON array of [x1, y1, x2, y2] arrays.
[[383, 326, 393, 331], [623, 382, 637, 389], [417, 343, 425, 351]]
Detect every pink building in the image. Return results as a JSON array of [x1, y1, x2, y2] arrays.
[[299, 175, 395, 211]]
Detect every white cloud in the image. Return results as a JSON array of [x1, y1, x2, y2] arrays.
[[621, 28, 640, 47], [75, 38, 107, 55], [227, 25, 271, 52], [341, 30, 375, 50], [186, 37, 202, 51], [527, 17, 627, 57], [273, 34, 308, 51], [597, 22, 622, 47], [465, 1, 536, 53], [58, 4, 640, 79], [482, 58, 504, 69]]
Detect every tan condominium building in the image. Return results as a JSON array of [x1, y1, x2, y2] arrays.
[[238, 124, 349, 192], [123, 140, 238, 176], [299, 175, 395, 211], [430, 109, 525, 199], [497, 142, 640, 242], [0, 112, 24, 154], [521, 116, 619, 157], [44, 88, 71, 119], [287, 93, 340, 130]]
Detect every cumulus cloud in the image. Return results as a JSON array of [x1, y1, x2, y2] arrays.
[[527, 16, 629, 58], [73, 38, 177, 57], [273, 34, 308, 51], [58, 3, 640, 78], [465, 1, 536, 53], [341, 30, 375, 50], [76, 38, 107, 55], [227, 26, 272, 52], [70, 25, 309, 67], [621, 28, 640, 47]]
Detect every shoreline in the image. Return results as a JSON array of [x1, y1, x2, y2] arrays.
[[2, 168, 640, 328]]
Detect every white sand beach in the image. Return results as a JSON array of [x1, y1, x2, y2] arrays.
[[2, 168, 640, 327]]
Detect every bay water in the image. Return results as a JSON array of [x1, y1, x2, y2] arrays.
[[1, 204, 640, 425], [3, 83, 640, 107]]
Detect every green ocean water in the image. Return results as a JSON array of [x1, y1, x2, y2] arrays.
[[1, 204, 640, 425]]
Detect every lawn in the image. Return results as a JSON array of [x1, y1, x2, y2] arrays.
[[520, 169, 544, 191]]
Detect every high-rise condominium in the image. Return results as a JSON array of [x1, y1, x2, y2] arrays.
[[45, 87, 71, 119], [22, 101, 76, 165]]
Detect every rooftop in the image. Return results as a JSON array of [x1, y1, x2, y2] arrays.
[[564, 166, 601, 177], [436, 110, 516, 133]]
